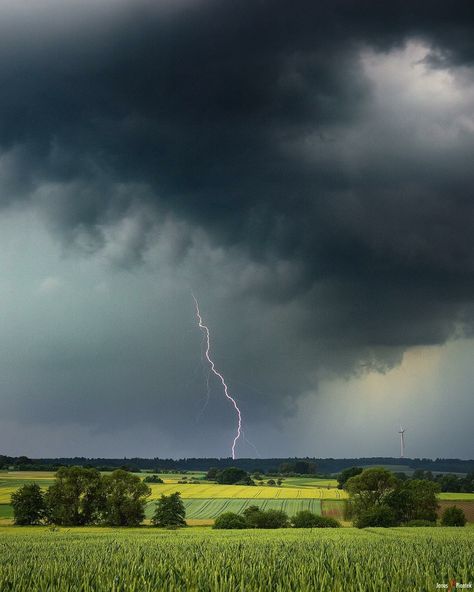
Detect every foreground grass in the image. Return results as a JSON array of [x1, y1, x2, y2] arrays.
[[0, 527, 473, 591]]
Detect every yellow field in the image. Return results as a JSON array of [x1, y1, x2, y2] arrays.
[[1, 472, 56, 480], [147, 483, 347, 500], [0, 471, 347, 503]]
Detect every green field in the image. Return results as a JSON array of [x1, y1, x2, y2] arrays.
[[146, 498, 323, 519], [0, 526, 472, 591], [0, 505, 12, 519], [439, 493, 474, 501], [279, 477, 339, 488]]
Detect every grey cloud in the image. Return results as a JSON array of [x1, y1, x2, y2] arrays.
[[0, 1, 474, 457]]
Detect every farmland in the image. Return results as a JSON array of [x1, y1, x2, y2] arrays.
[[146, 497, 323, 519], [3, 470, 474, 524], [146, 482, 346, 500], [0, 471, 346, 523], [0, 526, 473, 591]]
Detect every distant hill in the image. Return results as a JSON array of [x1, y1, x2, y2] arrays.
[[2, 455, 474, 474]]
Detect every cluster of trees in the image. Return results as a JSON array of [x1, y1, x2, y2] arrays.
[[343, 467, 466, 528], [205, 467, 254, 485], [338, 466, 474, 494], [10, 466, 187, 528], [277, 461, 318, 475], [143, 475, 164, 483], [213, 506, 340, 529], [408, 470, 474, 493], [206, 467, 289, 486]]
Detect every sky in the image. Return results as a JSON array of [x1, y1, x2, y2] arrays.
[[0, 0, 473, 460]]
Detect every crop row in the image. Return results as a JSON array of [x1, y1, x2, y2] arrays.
[[145, 498, 323, 519]]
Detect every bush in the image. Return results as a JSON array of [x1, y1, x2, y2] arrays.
[[310, 515, 340, 528], [143, 475, 164, 484], [242, 506, 289, 528], [213, 512, 247, 529], [258, 509, 289, 528], [292, 511, 340, 528], [235, 477, 255, 486], [441, 506, 466, 527], [405, 519, 437, 527], [355, 504, 397, 528]]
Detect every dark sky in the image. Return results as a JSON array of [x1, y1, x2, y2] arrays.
[[1, 0, 473, 459]]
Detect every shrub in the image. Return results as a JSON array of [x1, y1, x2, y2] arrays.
[[243, 506, 289, 528], [257, 509, 289, 528], [355, 504, 397, 528], [405, 519, 437, 527], [213, 512, 247, 529], [441, 506, 466, 527], [235, 477, 255, 486], [310, 515, 341, 528], [143, 475, 164, 483], [292, 511, 340, 528], [242, 505, 262, 528]]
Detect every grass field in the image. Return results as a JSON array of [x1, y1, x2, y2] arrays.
[[0, 526, 472, 591]]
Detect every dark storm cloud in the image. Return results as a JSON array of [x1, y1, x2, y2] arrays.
[[1, 0, 474, 389]]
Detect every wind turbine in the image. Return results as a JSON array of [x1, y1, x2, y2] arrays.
[[398, 426, 406, 458]]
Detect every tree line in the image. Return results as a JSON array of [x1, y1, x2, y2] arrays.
[[11, 467, 186, 527], [4, 455, 474, 474]]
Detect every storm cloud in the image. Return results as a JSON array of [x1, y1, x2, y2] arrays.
[[0, 0, 473, 458]]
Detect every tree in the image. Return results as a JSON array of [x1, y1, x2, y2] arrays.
[[215, 467, 248, 485], [385, 479, 439, 524], [441, 506, 466, 527], [346, 468, 397, 513], [213, 512, 247, 529], [11, 484, 45, 525], [45, 466, 104, 526], [102, 469, 151, 526], [152, 492, 186, 528], [205, 467, 220, 480], [337, 467, 363, 489]]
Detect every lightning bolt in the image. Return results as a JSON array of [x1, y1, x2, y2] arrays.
[[192, 294, 242, 459]]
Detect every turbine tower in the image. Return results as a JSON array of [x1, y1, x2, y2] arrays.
[[398, 426, 406, 458]]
